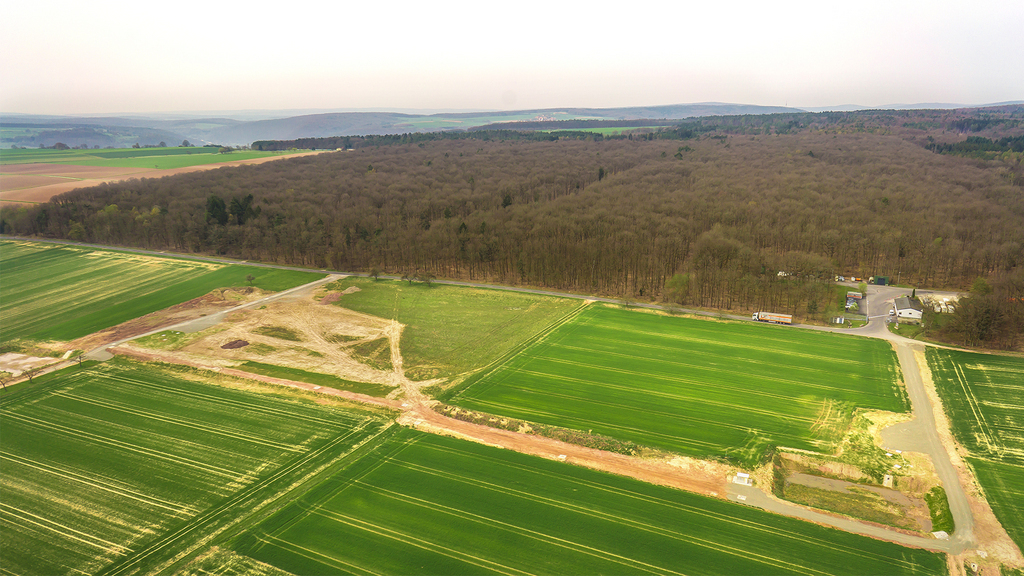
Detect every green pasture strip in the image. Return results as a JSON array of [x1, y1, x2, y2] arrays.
[[927, 348, 1024, 550], [236, 361, 394, 398], [0, 147, 305, 167], [326, 278, 580, 380], [86, 148, 235, 159], [0, 360, 381, 576], [69, 150, 304, 170], [924, 486, 955, 534], [0, 148, 91, 164], [452, 305, 906, 465], [1, 147, 207, 165], [232, 429, 944, 576], [548, 125, 667, 135], [0, 240, 322, 342]]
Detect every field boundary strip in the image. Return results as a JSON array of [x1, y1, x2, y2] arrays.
[[443, 300, 590, 399], [246, 429, 422, 554]]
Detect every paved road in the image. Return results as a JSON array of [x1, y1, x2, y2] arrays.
[[727, 481, 954, 552], [3, 236, 977, 552], [727, 282, 975, 553]]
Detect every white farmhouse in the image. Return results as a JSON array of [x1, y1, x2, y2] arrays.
[[894, 297, 923, 321]]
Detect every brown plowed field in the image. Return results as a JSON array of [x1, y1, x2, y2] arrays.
[[0, 151, 328, 204], [2, 164, 149, 177], [1, 174, 83, 190]]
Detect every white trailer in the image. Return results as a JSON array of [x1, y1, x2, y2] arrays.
[[752, 312, 793, 325]]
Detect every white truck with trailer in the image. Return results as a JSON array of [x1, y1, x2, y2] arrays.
[[752, 312, 793, 325]]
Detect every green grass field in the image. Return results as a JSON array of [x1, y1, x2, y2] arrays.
[[326, 278, 581, 380], [548, 125, 667, 135], [398, 112, 608, 132], [0, 359, 389, 576], [927, 348, 1024, 550], [0, 147, 306, 169], [231, 429, 944, 576], [235, 361, 394, 398], [0, 240, 323, 343], [451, 305, 908, 464]]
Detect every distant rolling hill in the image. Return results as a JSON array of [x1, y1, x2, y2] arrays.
[[2, 103, 803, 148], [199, 103, 803, 144], [6, 101, 1019, 148]]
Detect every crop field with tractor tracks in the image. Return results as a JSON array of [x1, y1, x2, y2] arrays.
[[448, 305, 909, 466]]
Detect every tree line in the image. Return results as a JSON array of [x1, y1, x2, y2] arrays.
[[4, 114, 1023, 344]]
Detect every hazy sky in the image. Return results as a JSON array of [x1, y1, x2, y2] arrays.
[[3, 0, 1022, 115]]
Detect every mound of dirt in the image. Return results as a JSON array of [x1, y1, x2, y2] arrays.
[[342, 286, 361, 294], [221, 340, 249, 349], [320, 293, 341, 305]]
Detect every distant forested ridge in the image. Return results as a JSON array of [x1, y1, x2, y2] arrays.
[[925, 135, 1024, 156], [5, 108, 1024, 331], [251, 128, 660, 152]]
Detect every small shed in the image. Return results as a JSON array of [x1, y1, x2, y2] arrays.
[[894, 297, 923, 320]]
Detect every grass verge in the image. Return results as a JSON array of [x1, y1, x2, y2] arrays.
[[235, 361, 393, 397]]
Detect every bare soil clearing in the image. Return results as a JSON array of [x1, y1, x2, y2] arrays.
[[0, 352, 56, 376], [127, 286, 405, 388], [1, 164, 149, 178], [0, 151, 329, 204], [0, 174, 79, 191], [110, 346, 402, 411]]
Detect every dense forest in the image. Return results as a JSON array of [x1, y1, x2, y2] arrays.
[[4, 108, 1024, 346]]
